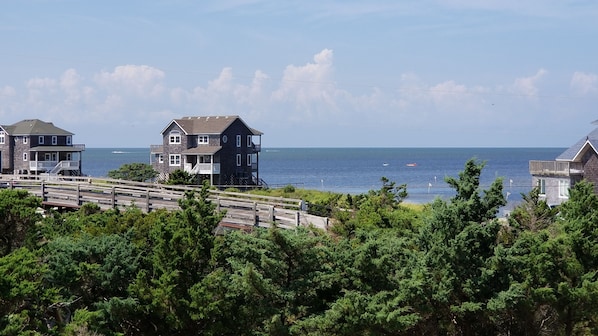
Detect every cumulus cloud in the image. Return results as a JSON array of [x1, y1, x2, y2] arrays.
[[510, 68, 547, 97], [570, 71, 598, 95], [271, 49, 337, 112], [94, 65, 165, 97]]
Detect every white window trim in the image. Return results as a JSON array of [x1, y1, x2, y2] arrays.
[[23, 153, 28, 161], [538, 179, 546, 195], [52, 136, 57, 145], [198, 135, 209, 144], [169, 154, 181, 166], [247, 154, 252, 166], [236, 154, 241, 166], [558, 180, 570, 198], [0, 133, 5, 145], [236, 135, 241, 147], [39, 136, 44, 144], [23, 136, 28, 144], [158, 154, 164, 163], [169, 131, 181, 144], [247, 135, 252, 147], [66, 136, 72, 145]]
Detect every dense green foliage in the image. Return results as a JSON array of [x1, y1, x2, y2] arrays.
[[107, 163, 157, 182], [2, 158, 598, 335]]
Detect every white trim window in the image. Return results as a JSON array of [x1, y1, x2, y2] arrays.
[[169, 154, 181, 166], [247, 135, 252, 147], [236, 135, 241, 147], [538, 179, 546, 195], [236, 154, 241, 166], [66, 153, 72, 160], [39, 136, 44, 144], [23, 136, 28, 144], [158, 154, 164, 163], [247, 154, 252, 166], [66, 136, 72, 145], [0, 132, 5, 144], [169, 131, 181, 144], [558, 180, 570, 198], [198, 135, 209, 144], [52, 136, 57, 145], [23, 153, 28, 161]]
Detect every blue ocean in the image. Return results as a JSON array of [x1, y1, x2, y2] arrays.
[[82, 147, 565, 207]]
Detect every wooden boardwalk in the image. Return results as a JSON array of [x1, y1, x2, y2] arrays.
[[0, 176, 329, 231]]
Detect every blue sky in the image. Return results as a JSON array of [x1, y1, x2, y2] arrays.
[[1, 0, 597, 148]]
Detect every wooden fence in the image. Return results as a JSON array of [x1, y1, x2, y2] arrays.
[[0, 175, 329, 231]]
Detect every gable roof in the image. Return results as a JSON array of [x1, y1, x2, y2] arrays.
[[161, 115, 263, 135], [2, 119, 73, 136], [556, 127, 598, 161]]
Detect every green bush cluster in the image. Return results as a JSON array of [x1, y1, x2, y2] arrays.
[[1, 159, 598, 335]]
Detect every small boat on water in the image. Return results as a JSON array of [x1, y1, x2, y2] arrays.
[[406, 163, 417, 167], [383, 163, 389, 167]]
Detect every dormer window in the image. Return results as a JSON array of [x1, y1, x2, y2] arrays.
[[198, 135, 208, 144], [169, 131, 181, 144]]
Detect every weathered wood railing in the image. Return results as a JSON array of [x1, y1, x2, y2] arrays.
[[0, 175, 329, 231]]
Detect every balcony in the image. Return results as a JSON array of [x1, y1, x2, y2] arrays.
[[529, 160, 584, 176], [184, 163, 221, 175], [30, 160, 80, 172]]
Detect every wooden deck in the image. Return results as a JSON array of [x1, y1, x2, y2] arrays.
[[0, 175, 329, 231]]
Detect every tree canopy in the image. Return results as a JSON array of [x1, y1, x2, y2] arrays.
[[107, 162, 157, 182], [2, 158, 598, 335]]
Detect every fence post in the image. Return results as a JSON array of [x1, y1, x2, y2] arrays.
[[77, 184, 81, 206], [295, 211, 300, 227], [269, 205, 275, 222], [111, 186, 116, 208], [253, 202, 258, 226], [41, 180, 46, 202], [146, 190, 150, 213]]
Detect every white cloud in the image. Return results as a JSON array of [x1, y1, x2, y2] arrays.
[[570, 71, 598, 95], [510, 68, 547, 97], [94, 65, 165, 97]]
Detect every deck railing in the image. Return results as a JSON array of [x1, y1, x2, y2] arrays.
[[529, 160, 584, 176]]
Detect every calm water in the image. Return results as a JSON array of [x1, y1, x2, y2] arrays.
[[82, 147, 565, 206]]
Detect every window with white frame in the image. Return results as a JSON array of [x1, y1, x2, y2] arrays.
[[236, 154, 241, 166], [169, 154, 181, 166], [66, 136, 72, 145], [52, 136, 57, 145], [158, 154, 164, 163], [23, 136, 28, 144], [558, 180, 570, 198], [23, 153, 28, 161], [45, 153, 51, 161], [198, 135, 209, 144], [247, 154, 252, 166], [66, 153, 72, 160], [0, 132, 4, 144], [39, 136, 44, 144], [169, 131, 181, 144], [236, 135, 241, 147], [537, 179, 546, 195], [247, 135, 252, 147]]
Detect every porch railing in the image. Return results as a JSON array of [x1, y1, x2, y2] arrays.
[[529, 160, 584, 176], [30, 160, 80, 172], [184, 163, 221, 174]]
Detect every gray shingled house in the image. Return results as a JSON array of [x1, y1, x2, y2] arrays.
[[0, 119, 85, 176], [529, 123, 598, 206], [150, 115, 263, 187]]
